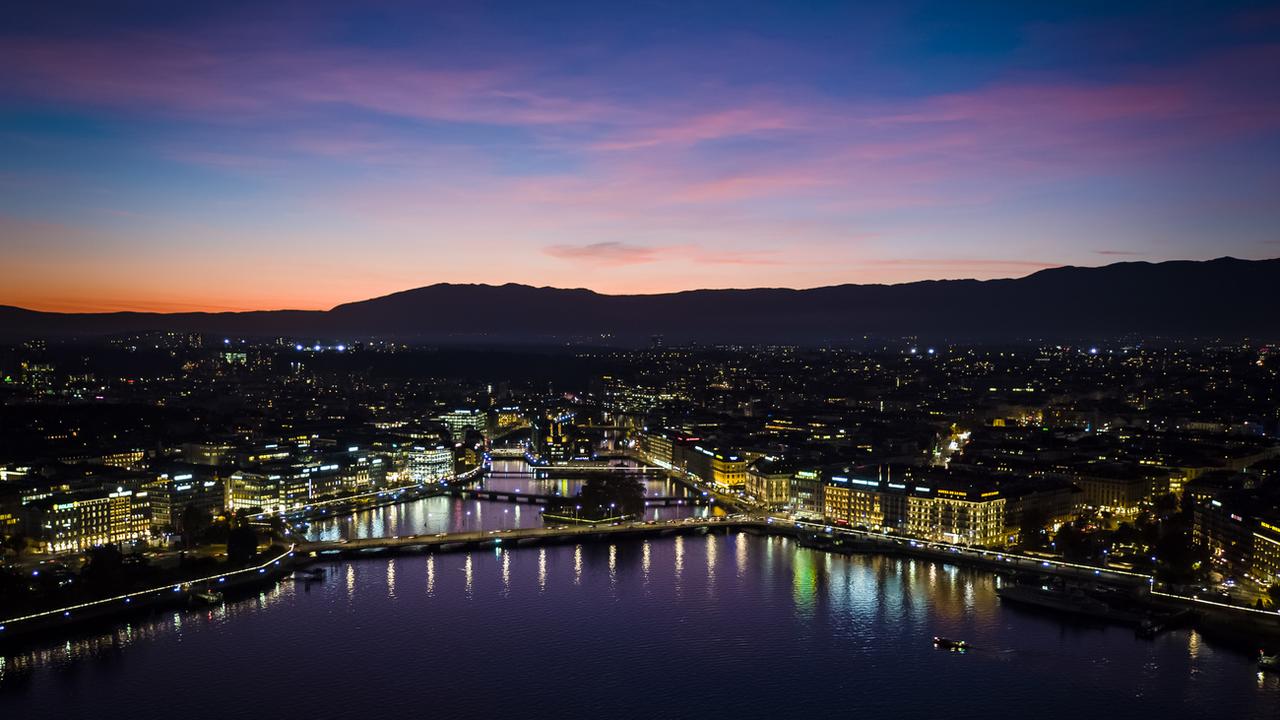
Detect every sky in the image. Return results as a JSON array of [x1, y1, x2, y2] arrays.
[[1, 0, 1278, 312]]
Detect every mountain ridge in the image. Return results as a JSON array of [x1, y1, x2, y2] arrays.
[[3, 257, 1277, 343]]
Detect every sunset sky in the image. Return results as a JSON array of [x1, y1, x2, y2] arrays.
[[2, 0, 1279, 312]]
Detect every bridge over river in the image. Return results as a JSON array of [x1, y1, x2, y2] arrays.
[[453, 487, 709, 507], [294, 516, 1155, 590]]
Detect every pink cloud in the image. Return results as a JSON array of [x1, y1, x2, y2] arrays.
[[543, 242, 782, 267], [544, 242, 661, 266]]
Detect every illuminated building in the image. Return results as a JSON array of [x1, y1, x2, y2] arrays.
[[907, 490, 1007, 546], [29, 488, 151, 553], [18, 361, 56, 396], [1063, 463, 1167, 515], [637, 429, 674, 467], [407, 445, 454, 484], [227, 460, 350, 513], [99, 448, 146, 469], [745, 458, 793, 506], [678, 445, 746, 489], [182, 442, 236, 466], [227, 470, 308, 514], [822, 473, 1010, 547], [144, 469, 224, 531], [436, 409, 488, 440], [495, 407, 525, 430], [532, 410, 575, 464], [1193, 496, 1252, 574], [342, 452, 388, 490], [1251, 522, 1280, 586], [789, 470, 824, 518]]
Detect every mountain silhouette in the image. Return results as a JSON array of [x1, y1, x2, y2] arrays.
[[2, 257, 1276, 343]]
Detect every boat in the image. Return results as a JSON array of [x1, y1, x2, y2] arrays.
[[190, 590, 224, 606], [1135, 609, 1196, 639], [996, 583, 1117, 621], [1260, 652, 1280, 671], [933, 636, 968, 651], [291, 568, 325, 582]]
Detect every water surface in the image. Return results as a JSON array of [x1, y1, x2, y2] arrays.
[[2, 533, 1274, 719]]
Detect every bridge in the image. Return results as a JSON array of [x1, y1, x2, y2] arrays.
[[454, 487, 709, 507], [511, 462, 669, 473], [296, 516, 1157, 590], [298, 516, 756, 558]]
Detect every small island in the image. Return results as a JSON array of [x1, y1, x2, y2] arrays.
[[542, 473, 647, 525]]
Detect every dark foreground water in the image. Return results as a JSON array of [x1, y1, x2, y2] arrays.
[[2, 533, 1276, 719]]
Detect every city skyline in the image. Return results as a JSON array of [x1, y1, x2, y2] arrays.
[[4, 1, 1280, 312]]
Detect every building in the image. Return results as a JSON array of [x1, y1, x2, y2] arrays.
[[1192, 495, 1251, 575], [907, 489, 1007, 546], [182, 442, 236, 466], [494, 407, 525, 431], [745, 458, 794, 506], [29, 487, 151, 553], [227, 470, 307, 514], [1250, 521, 1280, 587], [143, 467, 225, 531], [407, 445, 454, 484], [227, 462, 332, 513], [637, 429, 674, 468], [1058, 463, 1167, 515], [677, 445, 746, 489], [822, 472, 1011, 547], [436, 409, 488, 440], [789, 469, 824, 518], [532, 410, 574, 464]]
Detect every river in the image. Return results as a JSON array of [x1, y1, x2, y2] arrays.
[[1, 464, 1276, 718], [304, 459, 716, 542]]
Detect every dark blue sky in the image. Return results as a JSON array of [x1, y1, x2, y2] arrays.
[[2, 0, 1277, 311]]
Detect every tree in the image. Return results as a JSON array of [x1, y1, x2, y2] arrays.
[[576, 473, 646, 518], [179, 503, 212, 549], [1054, 521, 1095, 562], [1018, 508, 1050, 550], [1152, 492, 1180, 517], [226, 524, 259, 565], [4, 532, 29, 560], [81, 544, 126, 588]]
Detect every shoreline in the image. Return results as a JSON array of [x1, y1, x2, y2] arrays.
[[5, 517, 1279, 652]]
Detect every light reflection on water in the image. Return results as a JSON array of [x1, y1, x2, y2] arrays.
[[306, 460, 716, 543], [2, 534, 1277, 719]]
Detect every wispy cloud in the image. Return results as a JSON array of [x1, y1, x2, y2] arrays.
[[544, 242, 782, 267], [544, 242, 661, 266]]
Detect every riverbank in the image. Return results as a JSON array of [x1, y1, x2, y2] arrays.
[[7, 515, 1280, 651], [0, 546, 296, 646]]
